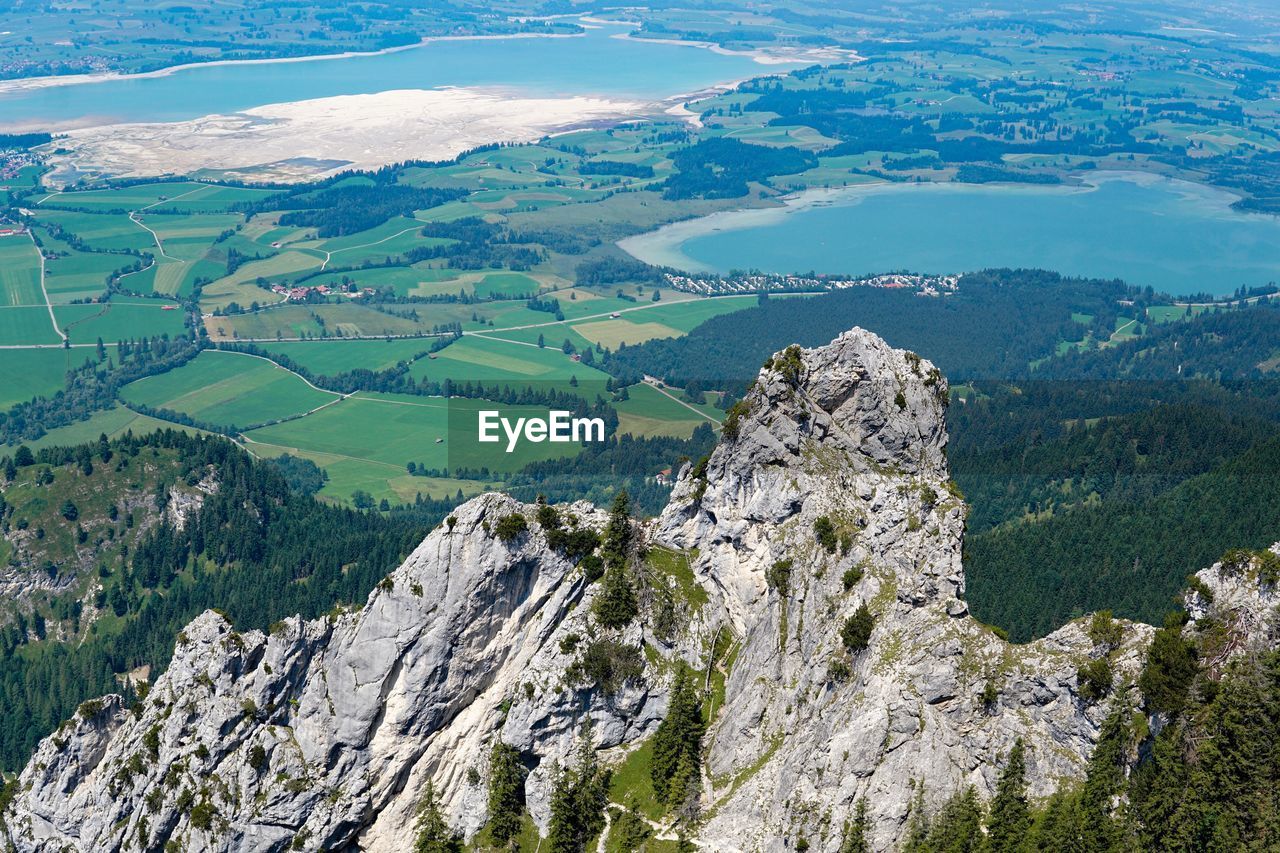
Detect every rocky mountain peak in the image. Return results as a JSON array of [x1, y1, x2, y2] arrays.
[[4, 327, 1275, 853]]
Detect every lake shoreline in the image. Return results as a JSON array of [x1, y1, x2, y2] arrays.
[[39, 87, 651, 186], [0, 31, 585, 101], [618, 172, 1271, 295]]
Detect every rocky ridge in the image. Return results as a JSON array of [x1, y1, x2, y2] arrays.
[[3, 327, 1276, 852]]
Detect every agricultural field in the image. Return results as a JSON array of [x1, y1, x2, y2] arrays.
[[242, 438, 487, 506], [0, 238, 42, 306], [0, 349, 83, 410], [205, 303, 458, 342], [53, 298, 188, 345], [243, 392, 589, 479], [409, 334, 611, 392], [572, 318, 684, 348], [257, 338, 436, 375], [0, 307, 63, 346], [40, 246, 129, 303], [33, 210, 154, 253], [119, 349, 338, 429], [200, 250, 323, 312], [613, 382, 721, 439], [0, 404, 213, 453], [39, 182, 278, 215]]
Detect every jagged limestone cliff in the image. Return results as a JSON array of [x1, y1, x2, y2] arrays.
[[3, 328, 1274, 852]]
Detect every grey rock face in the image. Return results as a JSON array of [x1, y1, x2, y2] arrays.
[[654, 329, 1151, 850], [2, 327, 1271, 852], [4, 495, 661, 852]]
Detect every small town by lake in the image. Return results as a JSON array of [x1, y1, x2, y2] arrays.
[[621, 173, 1280, 296]]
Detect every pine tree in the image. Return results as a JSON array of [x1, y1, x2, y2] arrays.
[[414, 782, 462, 853], [1138, 613, 1199, 716], [984, 739, 1030, 853], [601, 491, 633, 571], [923, 786, 983, 853], [901, 784, 931, 853], [651, 666, 705, 806], [1168, 654, 1276, 850], [1078, 697, 1132, 852], [547, 722, 610, 853], [1129, 723, 1190, 851], [486, 742, 525, 846], [593, 562, 638, 629], [593, 491, 638, 629], [840, 798, 871, 853]]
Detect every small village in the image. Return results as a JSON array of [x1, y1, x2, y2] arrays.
[[268, 282, 376, 302]]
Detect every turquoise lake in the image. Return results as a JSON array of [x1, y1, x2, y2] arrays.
[[0, 24, 765, 129], [621, 174, 1280, 297]]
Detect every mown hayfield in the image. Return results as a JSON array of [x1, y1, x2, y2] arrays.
[[244, 392, 590, 477], [39, 182, 212, 211], [572, 318, 683, 348], [0, 307, 63, 345], [481, 325, 598, 353], [55, 298, 188, 344], [409, 335, 610, 391], [258, 338, 433, 375], [120, 349, 336, 428], [0, 348, 82, 409], [150, 260, 192, 296], [613, 382, 721, 439], [0, 238, 42, 306], [145, 213, 242, 261], [41, 248, 123, 303], [39, 182, 276, 214], [206, 303, 454, 341], [34, 210, 154, 253]]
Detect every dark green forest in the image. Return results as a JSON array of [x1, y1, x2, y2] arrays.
[[603, 269, 1137, 388], [879, 612, 1280, 853], [601, 275, 1280, 641], [0, 431, 441, 770]]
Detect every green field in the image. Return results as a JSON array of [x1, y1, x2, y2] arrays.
[[0, 307, 63, 345], [1, 404, 214, 453], [120, 350, 338, 429], [242, 438, 488, 507], [257, 338, 436, 375], [54, 299, 188, 344], [573, 317, 684, 348], [0, 238, 42, 307], [34, 210, 154, 253], [409, 335, 611, 392], [199, 249, 322, 312], [243, 392, 590, 479], [206, 302, 457, 342], [0, 349, 84, 410], [614, 382, 722, 439], [40, 182, 278, 214]]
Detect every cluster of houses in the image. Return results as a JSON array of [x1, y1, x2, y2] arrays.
[[0, 224, 27, 238], [0, 150, 39, 182], [662, 271, 960, 296], [268, 283, 375, 302]]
